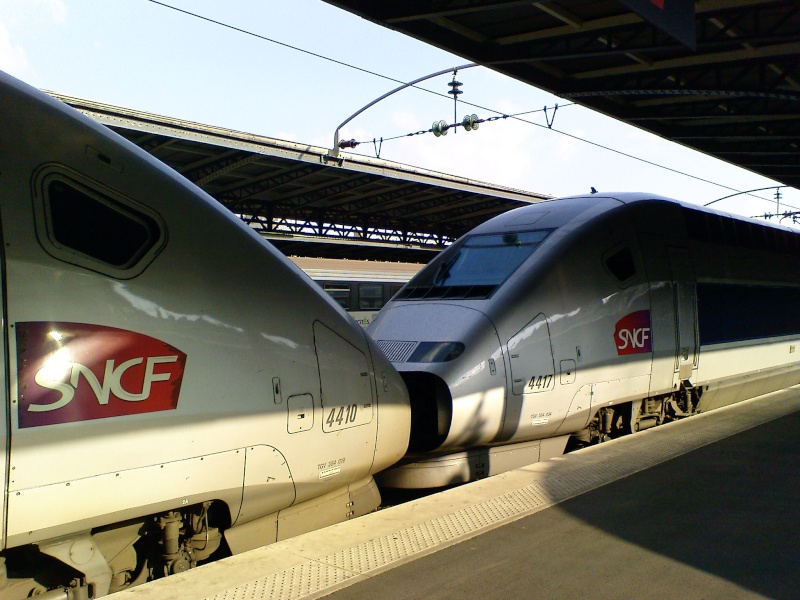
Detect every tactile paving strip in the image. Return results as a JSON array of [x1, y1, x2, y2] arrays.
[[193, 391, 800, 600]]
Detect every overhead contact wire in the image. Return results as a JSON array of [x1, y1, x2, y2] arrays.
[[145, 0, 792, 210], [145, 0, 523, 111]]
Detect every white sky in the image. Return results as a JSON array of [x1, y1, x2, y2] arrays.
[[1, 0, 797, 221]]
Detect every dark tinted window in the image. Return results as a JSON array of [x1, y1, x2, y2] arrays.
[[682, 206, 800, 256], [46, 179, 160, 268], [698, 283, 800, 344], [358, 283, 384, 310], [323, 283, 351, 309], [605, 247, 636, 282], [408, 342, 465, 363], [397, 229, 551, 300]]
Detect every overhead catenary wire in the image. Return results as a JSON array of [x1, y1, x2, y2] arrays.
[[145, 0, 795, 211], [706, 186, 788, 207], [353, 113, 797, 210], [146, 0, 498, 112], [355, 107, 569, 144]]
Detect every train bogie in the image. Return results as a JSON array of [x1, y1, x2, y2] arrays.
[[370, 193, 800, 487], [0, 71, 410, 597]]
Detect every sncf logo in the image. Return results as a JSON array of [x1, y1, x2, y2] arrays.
[[16, 322, 186, 428], [615, 310, 652, 356]]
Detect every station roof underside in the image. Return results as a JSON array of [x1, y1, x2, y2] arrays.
[[323, 0, 800, 191], [58, 94, 550, 263]]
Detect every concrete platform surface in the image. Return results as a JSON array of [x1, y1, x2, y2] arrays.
[[114, 388, 800, 600]]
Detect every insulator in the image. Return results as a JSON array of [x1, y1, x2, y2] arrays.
[[432, 120, 449, 137], [338, 139, 359, 149], [448, 80, 463, 96], [462, 114, 479, 131]]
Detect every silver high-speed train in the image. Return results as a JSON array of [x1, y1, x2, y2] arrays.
[[0, 71, 409, 598], [369, 193, 800, 488]]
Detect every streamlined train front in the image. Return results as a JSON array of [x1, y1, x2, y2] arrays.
[[369, 197, 613, 460], [0, 70, 410, 598], [369, 194, 800, 487]]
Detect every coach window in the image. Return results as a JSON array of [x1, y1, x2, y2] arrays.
[[389, 283, 404, 299], [35, 167, 165, 279], [359, 283, 384, 310], [323, 283, 351, 310]]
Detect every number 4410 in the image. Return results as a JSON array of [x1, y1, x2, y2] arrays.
[[326, 404, 358, 428]]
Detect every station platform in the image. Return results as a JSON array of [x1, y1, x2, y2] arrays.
[[115, 388, 800, 600]]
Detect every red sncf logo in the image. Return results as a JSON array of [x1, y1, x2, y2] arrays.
[[16, 322, 186, 428], [615, 310, 652, 355]]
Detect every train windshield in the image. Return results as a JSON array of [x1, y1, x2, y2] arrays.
[[396, 229, 551, 300]]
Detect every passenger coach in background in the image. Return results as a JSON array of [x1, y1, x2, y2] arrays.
[[291, 257, 422, 327], [369, 193, 800, 488], [0, 70, 410, 598]]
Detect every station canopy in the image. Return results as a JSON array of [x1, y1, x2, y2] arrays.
[[56, 93, 549, 264], [323, 0, 800, 191]]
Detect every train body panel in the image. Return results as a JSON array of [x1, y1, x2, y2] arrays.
[[632, 199, 800, 403], [370, 193, 800, 487], [0, 70, 410, 596]]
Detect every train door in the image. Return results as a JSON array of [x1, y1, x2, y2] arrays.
[[313, 322, 376, 477], [506, 313, 563, 438], [668, 248, 698, 384]]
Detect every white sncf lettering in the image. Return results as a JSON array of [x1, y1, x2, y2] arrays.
[[616, 327, 651, 351], [30, 355, 178, 412]]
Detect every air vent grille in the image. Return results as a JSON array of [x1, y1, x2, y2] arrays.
[[376, 340, 418, 363]]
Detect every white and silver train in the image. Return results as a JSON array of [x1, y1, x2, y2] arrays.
[[369, 193, 800, 488], [0, 71, 410, 598]]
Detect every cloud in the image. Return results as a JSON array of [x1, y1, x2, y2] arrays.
[[0, 0, 67, 78], [390, 109, 424, 132], [43, 0, 68, 23], [380, 103, 553, 190], [555, 128, 586, 161], [275, 131, 302, 143], [0, 20, 29, 76], [0, 0, 67, 25]]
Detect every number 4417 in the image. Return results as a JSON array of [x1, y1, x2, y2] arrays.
[[527, 374, 552, 390]]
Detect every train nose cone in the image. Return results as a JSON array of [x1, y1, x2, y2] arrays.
[[365, 334, 412, 469], [369, 303, 506, 452]]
